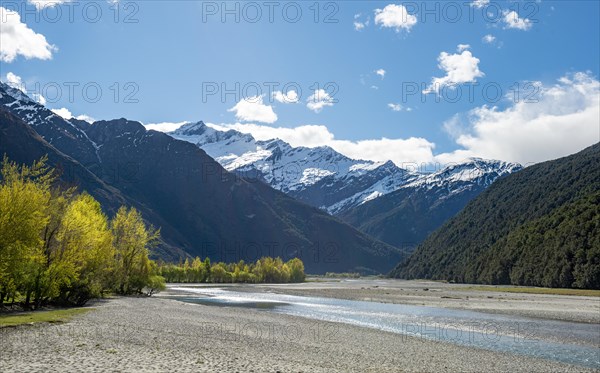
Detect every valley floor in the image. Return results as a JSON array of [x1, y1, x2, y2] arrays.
[[1, 280, 598, 372]]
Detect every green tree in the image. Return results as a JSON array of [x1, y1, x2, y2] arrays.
[[111, 206, 161, 294], [287, 258, 305, 283], [0, 156, 52, 306]]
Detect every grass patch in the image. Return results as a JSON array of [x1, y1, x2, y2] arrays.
[[0, 308, 93, 328], [458, 286, 600, 297]]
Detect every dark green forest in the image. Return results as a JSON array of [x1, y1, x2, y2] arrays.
[[391, 144, 600, 289]]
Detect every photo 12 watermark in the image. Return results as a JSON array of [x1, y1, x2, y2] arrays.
[[1, 1, 140, 24]]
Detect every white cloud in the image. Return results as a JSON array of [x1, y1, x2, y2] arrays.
[[503, 10, 533, 31], [388, 103, 402, 112], [424, 46, 484, 94], [207, 122, 436, 165], [353, 13, 370, 31], [482, 34, 496, 44], [51, 108, 73, 119], [3, 72, 45, 105], [375, 69, 386, 79], [0, 7, 56, 62], [5, 72, 24, 90], [457, 44, 471, 52], [307, 89, 335, 113], [436, 72, 600, 165], [28, 0, 73, 10], [374, 4, 417, 32], [144, 121, 187, 132], [32, 93, 46, 105], [51, 107, 95, 123], [387, 103, 412, 112], [272, 90, 299, 104], [228, 95, 278, 124], [470, 0, 489, 8]]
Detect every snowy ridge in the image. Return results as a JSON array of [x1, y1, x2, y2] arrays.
[[403, 159, 522, 190], [170, 122, 522, 214], [0, 82, 102, 164]]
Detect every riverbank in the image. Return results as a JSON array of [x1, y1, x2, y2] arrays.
[[229, 278, 600, 324], [0, 292, 596, 372]]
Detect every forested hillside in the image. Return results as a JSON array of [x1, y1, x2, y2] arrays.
[[391, 143, 600, 289]]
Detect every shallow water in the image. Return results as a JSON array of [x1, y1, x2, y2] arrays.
[[170, 286, 600, 369]]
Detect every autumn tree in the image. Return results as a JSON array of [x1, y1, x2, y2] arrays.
[[111, 206, 160, 295], [0, 157, 52, 306]]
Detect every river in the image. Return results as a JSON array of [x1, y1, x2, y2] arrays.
[[167, 285, 600, 370]]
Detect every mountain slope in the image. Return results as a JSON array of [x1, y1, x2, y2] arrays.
[[0, 106, 190, 261], [85, 119, 404, 273], [391, 144, 600, 289], [339, 159, 521, 248], [170, 122, 418, 214], [0, 83, 102, 173], [0, 85, 404, 274]]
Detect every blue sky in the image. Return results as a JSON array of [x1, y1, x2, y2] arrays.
[[1, 0, 599, 165]]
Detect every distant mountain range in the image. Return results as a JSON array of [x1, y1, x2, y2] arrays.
[[170, 121, 522, 248], [170, 121, 418, 215], [391, 143, 600, 289], [0, 82, 404, 274], [338, 158, 522, 249]]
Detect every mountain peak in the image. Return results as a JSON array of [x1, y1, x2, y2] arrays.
[[172, 121, 207, 135], [94, 118, 146, 131]]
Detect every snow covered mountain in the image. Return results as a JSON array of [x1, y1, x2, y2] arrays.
[[0, 82, 102, 170], [401, 158, 522, 194], [338, 158, 523, 248], [171, 122, 418, 213], [170, 121, 521, 215]]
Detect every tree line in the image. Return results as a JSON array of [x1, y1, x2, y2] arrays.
[[159, 257, 305, 283], [0, 157, 166, 309]]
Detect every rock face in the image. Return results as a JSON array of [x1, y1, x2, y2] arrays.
[[0, 83, 404, 274]]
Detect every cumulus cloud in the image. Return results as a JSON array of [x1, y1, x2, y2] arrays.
[[354, 22, 365, 31], [375, 69, 386, 79], [228, 95, 278, 124], [32, 93, 46, 105], [0, 7, 56, 62], [306, 89, 335, 113], [353, 13, 369, 31], [503, 10, 533, 31], [51, 107, 95, 123], [374, 4, 417, 32], [207, 122, 436, 165], [144, 121, 187, 132], [272, 90, 299, 104], [388, 103, 402, 112], [436, 72, 600, 165], [3, 72, 46, 105], [4, 72, 24, 90], [482, 34, 496, 44], [388, 103, 412, 112], [457, 44, 471, 52], [424, 46, 484, 94], [470, 0, 489, 8]]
